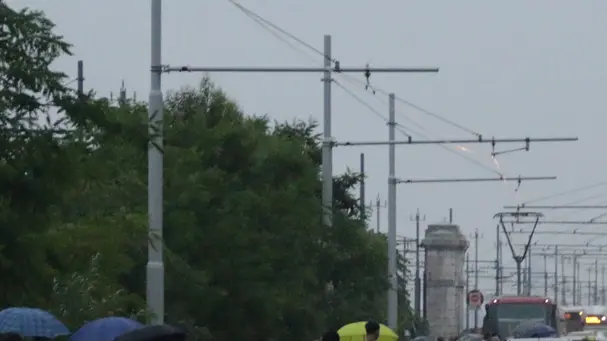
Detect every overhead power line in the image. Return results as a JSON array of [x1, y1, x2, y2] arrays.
[[226, 0, 502, 176], [226, 0, 481, 137], [521, 181, 607, 205], [332, 80, 501, 175]]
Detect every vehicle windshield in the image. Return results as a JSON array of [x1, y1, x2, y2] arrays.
[[496, 303, 549, 321], [487, 303, 551, 338]]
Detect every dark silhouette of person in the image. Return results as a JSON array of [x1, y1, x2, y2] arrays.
[[323, 331, 340, 341], [365, 321, 380, 341]]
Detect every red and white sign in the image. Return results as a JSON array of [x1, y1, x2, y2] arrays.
[[467, 289, 484, 309]]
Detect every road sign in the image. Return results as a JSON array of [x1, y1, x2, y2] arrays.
[[467, 289, 484, 309]]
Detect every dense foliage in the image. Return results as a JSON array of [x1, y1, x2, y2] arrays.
[[0, 2, 419, 340]]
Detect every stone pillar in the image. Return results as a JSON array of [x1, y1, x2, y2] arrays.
[[422, 224, 469, 339]]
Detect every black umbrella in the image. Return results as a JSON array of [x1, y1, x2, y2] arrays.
[[512, 322, 556, 339], [114, 325, 185, 341]]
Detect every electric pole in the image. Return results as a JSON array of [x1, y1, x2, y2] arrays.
[[474, 229, 479, 329], [602, 264, 606, 305], [554, 245, 559, 304], [594, 259, 599, 303], [466, 253, 470, 330], [571, 255, 579, 305], [543, 255, 557, 296], [77, 60, 84, 95], [360, 153, 366, 221], [495, 212, 542, 296], [410, 209, 425, 318], [374, 196, 387, 233], [588, 266, 592, 305], [495, 225, 501, 297], [528, 244, 533, 295], [561, 254, 567, 305]]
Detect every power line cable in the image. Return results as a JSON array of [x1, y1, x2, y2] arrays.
[[226, 0, 481, 137], [335, 74, 481, 137], [521, 181, 607, 205], [333, 80, 501, 176], [550, 194, 607, 221], [227, 0, 500, 176]]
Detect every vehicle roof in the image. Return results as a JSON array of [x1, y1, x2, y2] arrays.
[[487, 296, 552, 304], [568, 331, 597, 336]]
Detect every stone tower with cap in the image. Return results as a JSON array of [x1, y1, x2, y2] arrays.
[[422, 223, 469, 338]]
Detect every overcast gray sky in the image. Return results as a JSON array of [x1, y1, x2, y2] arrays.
[[14, 0, 607, 304]]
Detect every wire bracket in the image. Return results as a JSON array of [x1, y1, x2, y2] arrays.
[[491, 138, 531, 157], [364, 63, 377, 94]]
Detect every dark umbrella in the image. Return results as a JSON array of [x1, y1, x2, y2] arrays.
[[0, 307, 69, 338], [512, 322, 556, 338], [70, 317, 144, 341], [114, 325, 185, 341]]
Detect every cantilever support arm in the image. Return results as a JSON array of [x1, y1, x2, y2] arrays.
[[397, 176, 556, 184]]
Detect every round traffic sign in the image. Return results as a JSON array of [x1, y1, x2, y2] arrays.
[[467, 289, 484, 308]]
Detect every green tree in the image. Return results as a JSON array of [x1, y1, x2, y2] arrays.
[[0, 0, 148, 318], [0, 1, 78, 307], [1, 2, 412, 337]]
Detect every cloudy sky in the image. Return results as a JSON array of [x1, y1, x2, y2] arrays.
[[12, 0, 607, 310]]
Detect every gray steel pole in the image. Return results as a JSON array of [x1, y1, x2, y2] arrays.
[[414, 210, 421, 318], [360, 153, 365, 221], [147, 0, 164, 325], [554, 246, 558, 303], [321, 35, 333, 227], [466, 253, 470, 330], [495, 224, 500, 296], [571, 256, 578, 305], [522, 263, 527, 295], [595, 259, 599, 303], [561, 255, 567, 305], [516, 259, 523, 296], [528, 245, 532, 295], [387, 93, 398, 330], [544, 255, 556, 296], [474, 229, 479, 328], [376, 198, 381, 233], [601, 264, 607, 305], [588, 266, 592, 305], [77, 60, 84, 95]]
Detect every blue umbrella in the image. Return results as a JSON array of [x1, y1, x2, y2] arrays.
[[70, 317, 144, 341], [514, 322, 557, 338], [0, 307, 69, 338]]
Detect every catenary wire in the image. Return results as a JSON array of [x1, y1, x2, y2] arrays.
[[333, 80, 502, 176], [335, 74, 481, 137], [520, 181, 607, 205], [227, 0, 500, 176], [226, 0, 482, 138]]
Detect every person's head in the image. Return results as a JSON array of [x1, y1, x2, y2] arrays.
[[365, 321, 380, 341], [322, 331, 340, 341], [437, 337, 445, 341]]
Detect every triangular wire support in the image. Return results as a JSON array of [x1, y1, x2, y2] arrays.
[[494, 211, 544, 295]]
